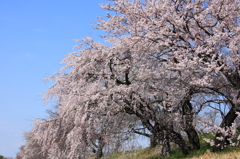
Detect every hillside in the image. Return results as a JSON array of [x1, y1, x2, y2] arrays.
[[97, 134, 240, 159], [103, 146, 240, 159]]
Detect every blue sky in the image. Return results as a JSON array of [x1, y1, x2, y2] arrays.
[[0, 0, 109, 157]]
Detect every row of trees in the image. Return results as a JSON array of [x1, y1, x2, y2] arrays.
[[18, 0, 239, 158]]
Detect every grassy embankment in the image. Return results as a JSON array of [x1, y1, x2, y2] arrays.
[[104, 133, 240, 159]]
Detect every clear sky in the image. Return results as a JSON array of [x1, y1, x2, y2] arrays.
[[0, 0, 109, 157]]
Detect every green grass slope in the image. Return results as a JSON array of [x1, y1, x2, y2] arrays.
[[104, 133, 240, 159]]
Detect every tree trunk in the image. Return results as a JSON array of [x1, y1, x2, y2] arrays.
[[170, 131, 189, 155], [186, 128, 200, 150], [161, 130, 170, 156], [96, 148, 103, 159], [213, 106, 238, 152], [182, 100, 200, 151], [95, 137, 104, 159], [150, 133, 159, 148]]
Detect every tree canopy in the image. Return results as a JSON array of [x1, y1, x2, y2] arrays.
[[21, 0, 239, 158]]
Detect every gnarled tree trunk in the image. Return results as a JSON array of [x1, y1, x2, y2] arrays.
[[170, 131, 189, 155], [161, 129, 170, 156], [182, 100, 200, 151]]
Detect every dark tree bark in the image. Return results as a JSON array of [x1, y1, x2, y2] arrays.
[[150, 132, 159, 148], [96, 147, 103, 159], [186, 129, 200, 150], [170, 131, 189, 155], [161, 129, 170, 156], [213, 106, 239, 152], [182, 100, 200, 151], [92, 136, 104, 159], [123, 98, 189, 155], [131, 128, 160, 148]]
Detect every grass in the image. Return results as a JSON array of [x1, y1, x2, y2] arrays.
[[106, 146, 162, 159], [103, 133, 240, 159]]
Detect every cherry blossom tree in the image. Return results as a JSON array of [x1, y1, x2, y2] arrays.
[[107, 0, 238, 146], [23, 107, 136, 159], [16, 146, 25, 159], [23, 0, 239, 158], [96, 0, 239, 153]]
